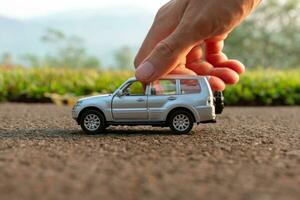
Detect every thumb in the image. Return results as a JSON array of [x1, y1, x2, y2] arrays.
[[135, 30, 194, 83]]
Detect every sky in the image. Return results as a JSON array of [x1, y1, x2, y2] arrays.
[[0, 0, 168, 19]]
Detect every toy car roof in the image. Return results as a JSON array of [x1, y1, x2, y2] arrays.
[[129, 75, 209, 82]]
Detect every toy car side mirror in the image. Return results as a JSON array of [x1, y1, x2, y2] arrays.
[[117, 90, 123, 97]]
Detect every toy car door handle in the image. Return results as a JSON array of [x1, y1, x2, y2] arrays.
[[136, 98, 145, 102], [168, 96, 177, 101]]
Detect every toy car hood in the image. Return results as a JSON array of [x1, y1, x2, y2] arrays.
[[79, 94, 111, 102]]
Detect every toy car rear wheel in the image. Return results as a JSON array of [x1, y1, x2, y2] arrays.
[[80, 109, 106, 134], [214, 91, 224, 114], [168, 110, 194, 134]]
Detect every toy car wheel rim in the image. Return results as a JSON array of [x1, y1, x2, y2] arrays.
[[84, 114, 101, 131], [172, 114, 190, 132]]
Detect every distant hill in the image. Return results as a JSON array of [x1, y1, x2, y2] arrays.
[[0, 7, 155, 66]]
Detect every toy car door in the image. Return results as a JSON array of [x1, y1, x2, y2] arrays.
[[148, 79, 178, 121], [112, 80, 148, 121]]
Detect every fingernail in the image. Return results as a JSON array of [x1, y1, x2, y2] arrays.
[[135, 61, 155, 82]]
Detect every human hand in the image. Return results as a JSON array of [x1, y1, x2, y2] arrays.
[[134, 0, 261, 91]]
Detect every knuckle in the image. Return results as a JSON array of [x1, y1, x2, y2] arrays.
[[155, 42, 175, 58]]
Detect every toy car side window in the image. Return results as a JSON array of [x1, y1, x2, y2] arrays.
[[151, 79, 176, 95], [124, 81, 145, 96], [180, 79, 201, 94]]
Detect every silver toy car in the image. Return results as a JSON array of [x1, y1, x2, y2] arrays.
[[72, 75, 224, 134]]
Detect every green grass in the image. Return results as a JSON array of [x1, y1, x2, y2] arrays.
[[0, 67, 299, 105]]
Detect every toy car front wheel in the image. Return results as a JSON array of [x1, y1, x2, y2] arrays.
[[80, 110, 106, 134], [168, 110, 194, 134]]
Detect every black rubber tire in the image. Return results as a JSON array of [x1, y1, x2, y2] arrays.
[[168, 110, 194, 134], [80, 109, 106, 134]]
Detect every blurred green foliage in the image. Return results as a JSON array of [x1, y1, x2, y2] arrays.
[[0, 67, 299, 105], [224, 68, 300, 105], [126, 81, 145, 96], [0, 67, 131, 102], [225, 0, 300, 68]]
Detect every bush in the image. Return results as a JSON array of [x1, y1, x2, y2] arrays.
[[0, 67, 299, 105], [0, 67, 131, 102], [224, 69, 300, 106]]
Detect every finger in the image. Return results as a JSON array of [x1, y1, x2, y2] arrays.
[[135, 26, 195, 83], [205, 40, 224, 54], [186, 45, 204, 65], [169, 64, 197, 75], [214, 59, 245, 74], [205, 33, 228, 44], [187, 58, 239, 85], [186, 61, 225, 91], [134, 0, 189, 68], [205, 38, 228, 65], [205, 52, 228, 65], [205, 39, 245, 74], [208, 76, 226, 91], [209, 68, 239, 84], [187, 60, 214, 75], [206, 53, 245, 73]]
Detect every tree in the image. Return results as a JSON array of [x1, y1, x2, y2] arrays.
[[22, 54, 41, 68], [24, 29, 101, 69], [1, 52, 14, 68], [224, 0, 300, 68], [114, 46, 134, 70]]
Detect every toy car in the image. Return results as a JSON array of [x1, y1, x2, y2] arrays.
[[72, 75, 224, 134]]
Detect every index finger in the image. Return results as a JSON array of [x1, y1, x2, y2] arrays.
[[205, 38, 245, 74], [134, 0, 188, 68]]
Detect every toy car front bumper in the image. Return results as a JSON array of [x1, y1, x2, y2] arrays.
[[72, 105, 80, 120]]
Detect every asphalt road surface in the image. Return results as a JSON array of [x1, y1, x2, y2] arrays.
[[0, 103, 299, 200]]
